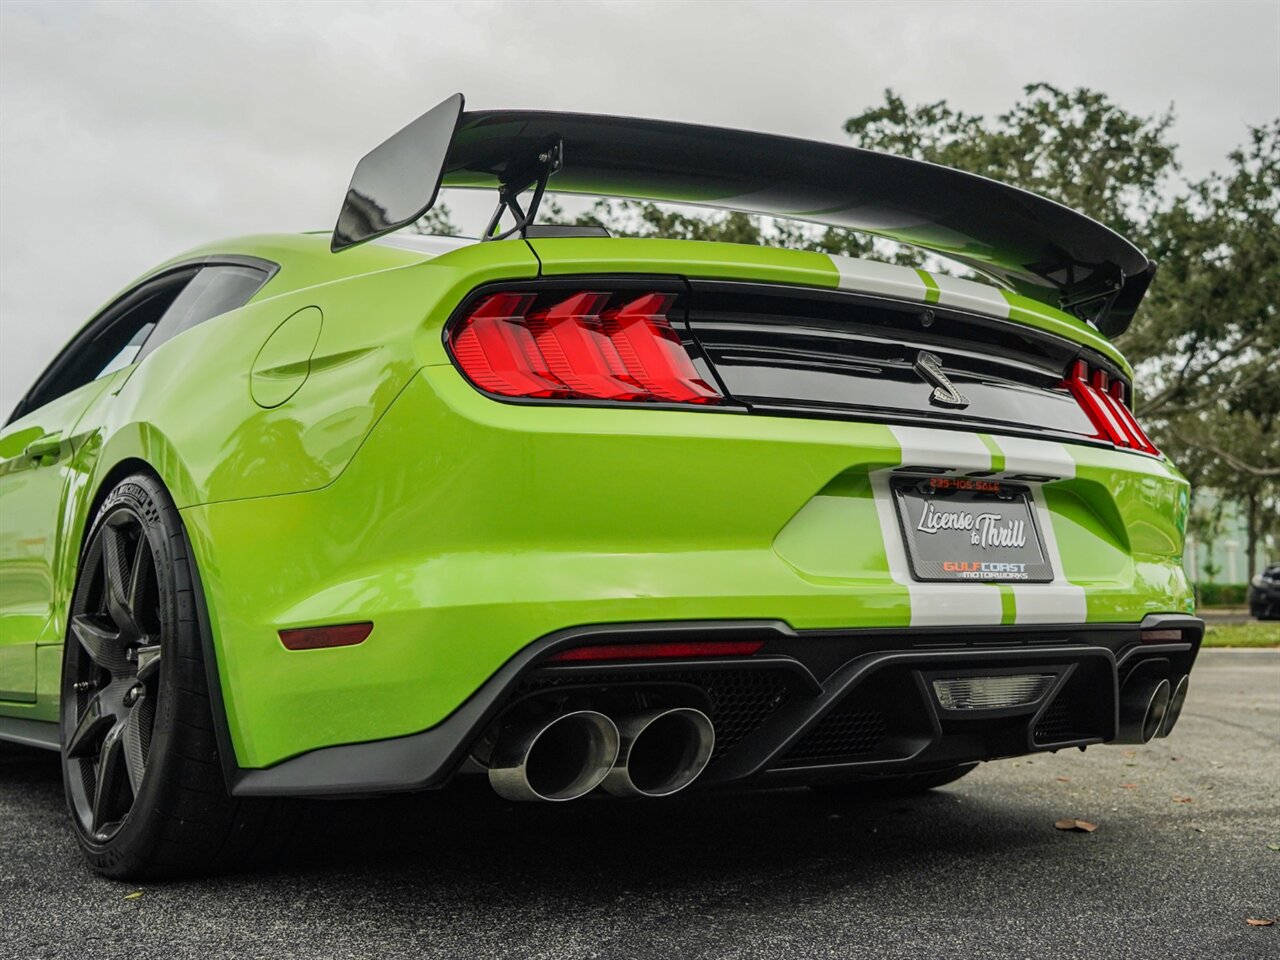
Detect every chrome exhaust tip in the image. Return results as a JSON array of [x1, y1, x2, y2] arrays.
[[1158, 675, 1189, 738], [602, 707, 716, 799], [1116, 676, 1171, 745], [488, 710, 620, 802]]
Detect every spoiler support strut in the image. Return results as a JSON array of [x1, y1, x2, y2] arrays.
[[481, 140, 563, 241]]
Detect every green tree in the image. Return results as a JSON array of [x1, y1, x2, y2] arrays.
[[1145, 123, 1280, 576], [842, 84, 1179, 240], [551, 198, 869, 258], [412, 203, 460, 236], [1140, 123, 1280, 425], [1187, 496, 1227, 592]]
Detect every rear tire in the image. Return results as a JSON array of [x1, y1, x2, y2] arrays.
[[812, 763, 978, 799], [59, 472, 292, 879]]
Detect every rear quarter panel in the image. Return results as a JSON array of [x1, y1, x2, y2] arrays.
[[4, 239, 537, 726], [95, 239, 539, 508]]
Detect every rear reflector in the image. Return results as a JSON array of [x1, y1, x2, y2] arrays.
[[1064, 360, 1160, 455], [1140, 629, 1183, 643], [448, 289, 722, 405], [279, 622, 373, 651], [548, 640, 765, 662]]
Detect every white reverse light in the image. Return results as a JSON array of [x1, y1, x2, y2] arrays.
[[932, 674, 1056, 710]]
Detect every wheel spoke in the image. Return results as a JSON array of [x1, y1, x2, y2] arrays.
[[65, 695, 114, 759], [91, 725, 127, 835], [70, 614, 127, 673], [120, 708, 147, 796], [126, 536, 153, 624], [101, 523, 135, 630], [135, 644, 162, 684]]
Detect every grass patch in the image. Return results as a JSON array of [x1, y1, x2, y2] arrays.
[[1201, 622, 1280, 648]]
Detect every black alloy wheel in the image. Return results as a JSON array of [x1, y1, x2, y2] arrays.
[[63, 504, 164, 842], [60, 473, 294, 879]]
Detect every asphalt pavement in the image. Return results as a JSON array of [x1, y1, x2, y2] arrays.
[[2, 649, 1277, 960]]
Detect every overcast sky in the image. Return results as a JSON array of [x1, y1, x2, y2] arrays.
[[1, 0, 1277, 416]]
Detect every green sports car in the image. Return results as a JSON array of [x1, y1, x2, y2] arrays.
[[0, 94, 1201, 878]]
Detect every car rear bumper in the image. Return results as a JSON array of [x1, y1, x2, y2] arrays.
[[229, 613, 1203, 797], [182, 366, 1196, 773]]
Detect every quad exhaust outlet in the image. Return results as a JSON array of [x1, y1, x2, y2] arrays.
[[1115, 676, 1171, 744], [486, 707, 716, 802], [487, 710, 620, 802], [603, 707, 716, 798], [1158, 674, 1189, 738]]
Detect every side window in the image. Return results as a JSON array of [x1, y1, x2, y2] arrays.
[[9, 260, 273, 425], [96, 321, 158, 380], [10, 270, 199, 420], [136, 264, 270, 361]]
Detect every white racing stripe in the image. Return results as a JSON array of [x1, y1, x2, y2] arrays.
[[817, 254, 1099, 627], [988, 434, 1088, 624], [1007, 484, 1088, 623], [892, 425, 992, 472], [872, 426, 1088, 627], [993, 434, 1077, 478], [874, 427, 1003, 627], [830, 256, 929, 301], [826, 253, 1016, 324], [930, 274, 1012, 319]]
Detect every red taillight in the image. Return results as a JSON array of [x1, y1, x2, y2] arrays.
[[447, 290, 722, 405], [525, 291, 647, 401], [1105, 384, 1160, 455], [601, 293, 722, 404], [1064, 360, 1160, 455], [547, 640, 765, 662], [279, 622, 373, 651], [449, 293, 569, 398]]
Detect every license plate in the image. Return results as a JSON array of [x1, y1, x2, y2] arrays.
[[892, 476, 1053, 583]]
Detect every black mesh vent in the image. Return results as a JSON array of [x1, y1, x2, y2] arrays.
[[1033, 675, 1108, 746], [701, 670, 794, 759], [516, 667, 793, 763], [1033, 695, 1075, 742], [784, 706, 888, 764]]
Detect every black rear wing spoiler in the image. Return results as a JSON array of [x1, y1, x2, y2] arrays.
[[332, 93, 1154, 336]]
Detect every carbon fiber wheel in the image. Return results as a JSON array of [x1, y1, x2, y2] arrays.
[[59, 473, 295, 879], [63, 500, 164, 842]]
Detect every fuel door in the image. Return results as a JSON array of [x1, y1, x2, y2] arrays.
[[250, 306, 323, 408]]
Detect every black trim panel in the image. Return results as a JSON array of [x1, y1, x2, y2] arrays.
[[184, 524, 245, 793], [0, 716, 61, 751], [720, 645, 1116, 782]]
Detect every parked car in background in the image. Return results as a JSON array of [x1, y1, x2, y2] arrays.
[[1249, 565, 1280, 620]]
